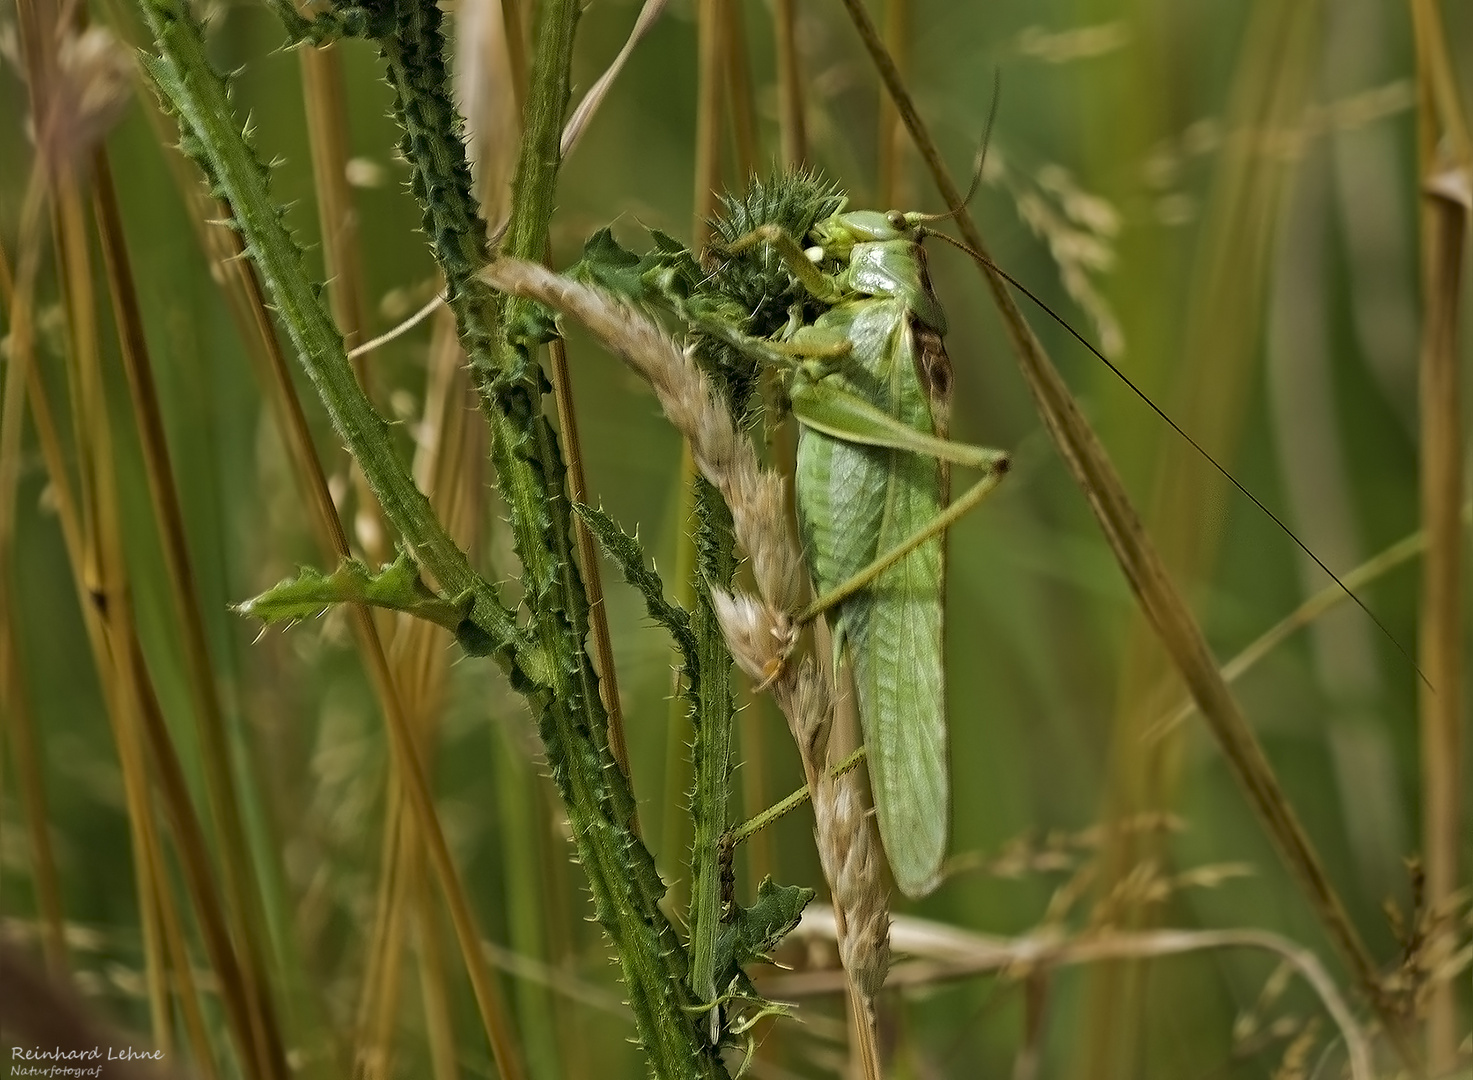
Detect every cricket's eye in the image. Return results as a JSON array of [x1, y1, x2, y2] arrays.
[[886, 210, 907, 231]]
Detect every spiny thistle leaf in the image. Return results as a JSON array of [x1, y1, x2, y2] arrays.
[[573, 502, 698, 679], [703, 876, 813, 1051], [235, 548, 476, 641], [714, 877, 814, 987], [572, 227, 656, 303], [566, 171, 845, 417]]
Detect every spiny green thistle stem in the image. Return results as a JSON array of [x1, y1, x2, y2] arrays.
[[687, 479, 738, 1033], [136, 0, 525, 679], [142, 0, 727, 1069], [365, 0, 727, 1073], [679, 181, 841, 1024]]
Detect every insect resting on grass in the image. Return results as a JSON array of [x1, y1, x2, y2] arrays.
[[689, 162, 1420, 900], [481, 163, 1420, 907], [499, 170, 1013, 901], [714, 201, 1011, 899]]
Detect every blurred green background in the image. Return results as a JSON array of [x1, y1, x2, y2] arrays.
[[2, 0, 1470, 1076]]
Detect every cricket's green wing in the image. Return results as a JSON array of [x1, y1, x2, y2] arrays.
[[794, 298, 949, 898]]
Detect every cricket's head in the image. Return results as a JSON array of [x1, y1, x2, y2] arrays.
[[807, 208, 929, 260]]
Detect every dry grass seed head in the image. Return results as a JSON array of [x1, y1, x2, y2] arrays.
[[710, 589, 783, 683], [782, 656, 833, 760], [813, 777, 889, 997], [22, 22, 131, 172]]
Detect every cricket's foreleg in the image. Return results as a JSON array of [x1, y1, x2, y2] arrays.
[[673, 297, 852, 384], [800, 458, 1010, 625], [720, 224, 843, 305]]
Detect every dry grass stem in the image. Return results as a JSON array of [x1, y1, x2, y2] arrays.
[[8, 2, 1463, 1074], [44, 127, 283, 1071], [832, 0, 1401, 1052], [1409, 0, 1472, 1064], [560, 0, 670, 160], [1415, 160, 1470, 1077], [771, 0, 805, 167], [0, 170, 69, 975], [692, 0, 723, 247], [542, 276, 633, 810], [875, 0, 907, 208], [300, 42, 388, 562], [1147, 520, 1453, 742], [1409, 6, 1472, 1069], [347, 292, 447, 360], [208, 211, 528, 1080], [93, 147, 290, 1080], [774, 910, 1371, 1080]]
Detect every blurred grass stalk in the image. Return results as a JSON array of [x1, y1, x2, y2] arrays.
[[7, 1, 291, 1073], [1, 165, 69, 977], [674, 3, 1462, 1067], [144, 11, 517, 1074], [831, 0, 1423, 1065], [1409, 0, 1471, 1070], [1080, 4, 1325, 1074], [6, 0, 621, 1078]]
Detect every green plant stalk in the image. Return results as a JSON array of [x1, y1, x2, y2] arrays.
[[724, 748, 867, 850], [576, 496, 711, 999], [0, 175, 68, 976], [687, 480, 738, 1033], [661, 467, 699, 903], [93, 155, 304, 1077], [135, 0, 526, 681], [495, 720, 563, 1080], [683, 265, 778, 1028], [373, 0, 611, 775], [358, 0, 726, 1073], [134, 3, 579, 1077], [685, 4, 739, 1021], [50, 147, 281, 1075], [140, 0, 726, 1066], [371, 0, 634, 822]]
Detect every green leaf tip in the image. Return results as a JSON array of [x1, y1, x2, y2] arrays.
[[573, 502, 697, 670], [234, 548, 476, 642], [697, 876, 812, 1050], [714, 877, 814, 987]]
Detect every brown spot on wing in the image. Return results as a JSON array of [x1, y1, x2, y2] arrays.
[[906, 317, 954, 504], [911, 243, 953, 436], [912, 321, 953, 437]]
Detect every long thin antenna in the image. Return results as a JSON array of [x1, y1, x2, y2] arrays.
[[914, 68, 999, 222], [923, 227, 1431, 690]]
